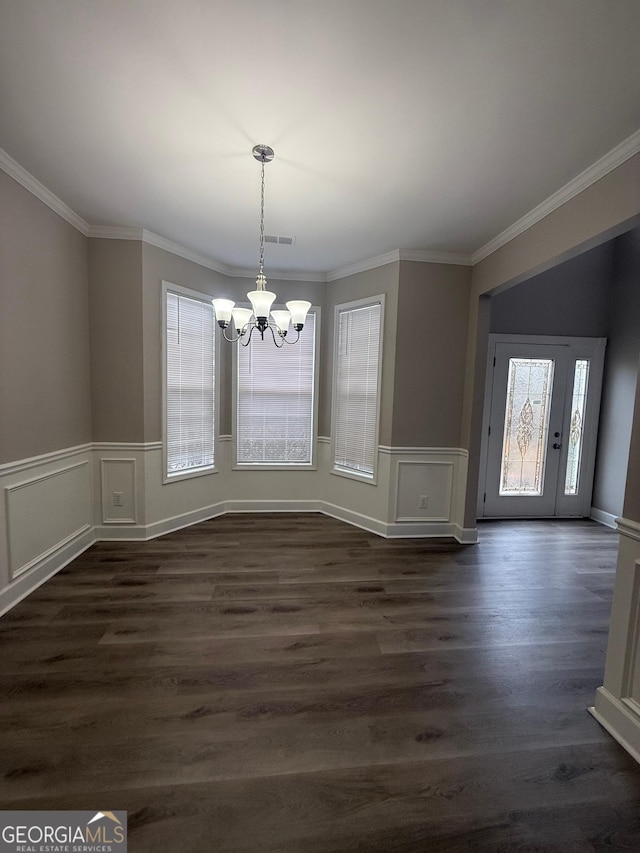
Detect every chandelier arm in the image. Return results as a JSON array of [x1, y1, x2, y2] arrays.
[[266, 323, 285, 348], [282, 328, 301, 345], [239, 324, 256, 347], [221, 325, 244, 343]]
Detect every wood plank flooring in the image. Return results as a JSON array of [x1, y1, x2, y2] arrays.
[[2, 514, 640, 851]]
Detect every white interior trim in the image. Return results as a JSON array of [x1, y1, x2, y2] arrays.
[[590, 687, 640, 766], [0, 147, 90, 234], [0, 443, 93, 476], [472, 128, 640, 264], [326, 249, 471, 282], [5, 460, 92, 579], [0, 528, 95, 617], [3, 128, 639, 280], [325, 250, 401, 281], [398, 249, 472, 266], [90, 226, 326, 282], [590, 507, 618, 529], [453, 524, 479, 544], [93, 441, 162, 452], [379, 446, 468, 456], [100, 458, 137, 525], [618, 517, 640, 542]]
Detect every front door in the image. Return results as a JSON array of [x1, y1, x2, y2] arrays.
[[480, 336, 606, 518]]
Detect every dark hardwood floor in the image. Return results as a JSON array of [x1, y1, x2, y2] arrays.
[[2, 514, 640, 851]]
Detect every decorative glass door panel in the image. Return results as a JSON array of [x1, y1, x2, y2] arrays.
[[564, 359, 590, 496], [500, 358, 554, 496], [481, 337, 605, 519]]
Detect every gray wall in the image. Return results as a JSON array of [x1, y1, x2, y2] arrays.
[[88, 239, 144, 442], [0, 172, 91, 463], [593, 229, 640, 516], [490, 241, 612, 337], [392, 261, 471, 447]]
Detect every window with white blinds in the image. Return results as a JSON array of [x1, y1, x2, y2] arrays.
[[165, 288, 215, 478], [333, 299, 383, 479], [236, 311, 316, 465]]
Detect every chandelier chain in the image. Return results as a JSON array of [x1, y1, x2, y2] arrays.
[[258, 155, 266, 285]]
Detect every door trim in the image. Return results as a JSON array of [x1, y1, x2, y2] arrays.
[[477, 334, 606, 519]]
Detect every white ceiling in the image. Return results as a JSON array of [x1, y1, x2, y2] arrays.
[[1, 0, 640, 276]]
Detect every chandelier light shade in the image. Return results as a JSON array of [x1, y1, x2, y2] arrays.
[[212, 144, 312, 348]]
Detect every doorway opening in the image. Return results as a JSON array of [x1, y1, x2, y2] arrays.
[[478, 335, 606, 519]]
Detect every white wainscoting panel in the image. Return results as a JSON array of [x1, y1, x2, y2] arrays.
[[591, 519, 640, 765], [0, 440, 478, 616], [101, 458, 137, 524], [5, 459, 92, 579], [383, 447, 474, 539], [625, 560, 640, 707], [395, 461, 453, 522]]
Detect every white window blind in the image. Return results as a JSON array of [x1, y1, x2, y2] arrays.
[[166, 291, 215, 477], [334, 301, 382, 477], [237, 312, 316, 464]]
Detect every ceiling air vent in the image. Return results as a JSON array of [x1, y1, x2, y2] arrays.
[[264, 235, 296, 246]]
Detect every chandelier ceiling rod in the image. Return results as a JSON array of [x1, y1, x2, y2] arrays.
[[255, 143, 273, 291]]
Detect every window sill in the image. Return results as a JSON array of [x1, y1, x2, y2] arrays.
[[232, 463, 317, 472], [331, 466, 377, 485], [163, 466, 217, 485]]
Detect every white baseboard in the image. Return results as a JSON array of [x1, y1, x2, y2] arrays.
[[224, 499, 324, 515], [95, 501, 229, 541], [1, 491, 475, 616], [95, 500, 325, 541], [321, 504, 477, 543], [0, 527, 95, 617], [320, 502, 389, 538], [93, 501, 479, 545], [590, 507, 618, 529], [589, 687, 640, 766], [453, 524, 479, 544]]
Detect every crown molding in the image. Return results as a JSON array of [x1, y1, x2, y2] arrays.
[[88, 226, 327, 281], [0, 146, 89, 235], [5, 126, 639, 279], [88, 226, 235, 275], [472, 127, 640, 265], [141, 229, 234, 275], [225, 266, 328, 283], [88, 225, 144, 241], [326, 248, 471, 282], [326, 250, 401, 281], [398, 249, 472, 266]]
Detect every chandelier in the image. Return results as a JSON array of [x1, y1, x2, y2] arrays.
[[212, 144, 311, 347]]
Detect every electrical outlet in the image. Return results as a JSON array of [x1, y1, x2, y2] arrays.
[[418, 495, 429, 509], [112, 491, 124, 507]]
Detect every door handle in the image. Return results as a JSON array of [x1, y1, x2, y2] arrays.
[[553, 442, 562, 450]]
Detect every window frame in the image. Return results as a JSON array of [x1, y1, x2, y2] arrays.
[[162, 280, 219, 484], [331, 295, 385, 485], [232, 305, 320, 471]]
